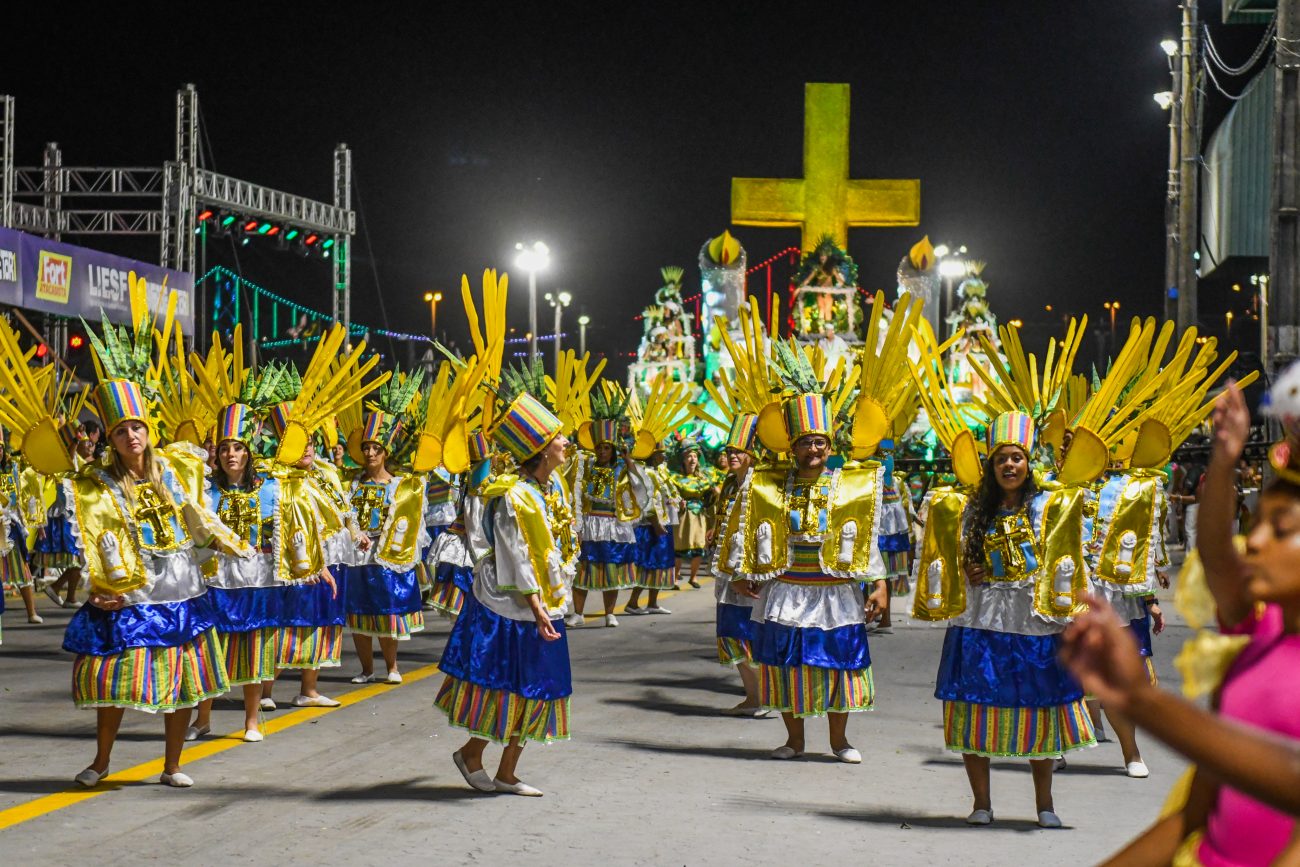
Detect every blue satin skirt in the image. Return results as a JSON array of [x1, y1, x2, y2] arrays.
[[63, 593, 218, 656], [934, 625, 1084, 708], [1129, 614, 1154, 658], [579, 539, 637, 565], [32, 514, 80, 557], [435, 560, 474, 592], [716, 602, 757, 643], [438, 593, 571, 701], [752, 620, 871, 671], [877, 531, 911, 553], [634, 525, 676, 570], [342, 564, 422, 616], [207, 579, 346, 632]]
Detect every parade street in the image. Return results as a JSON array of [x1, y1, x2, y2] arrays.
[[0, 576, 1188, 866]]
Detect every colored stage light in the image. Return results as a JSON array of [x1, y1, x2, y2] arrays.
[[243, 221, 259, 231], [266, 226, 281, 236], [196, 209, 214, 222], [69, 334, 85, 350], [35, 344, 47, 358], [285, 229, 299, 241], [258, 223, 272, 234], [304, 234, 319, 246], [221, 214, 237, 227], [322, 238, 335, 249]]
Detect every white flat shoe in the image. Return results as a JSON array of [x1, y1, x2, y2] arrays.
[[1126, 760, 1150, 779], [494, 778, 543, 797], [259, 697, 276, 711], [604, 614, 618, 628], [770, 745, 803, 760], [564, 613, 584, 628], [160, 772, 194, 788], [74, 766, 107, 788], [833, 746, 862, 764], [622, 605, 646, 615], [452, 751, 496, 793], [291, 694, 341, 708], [27, 613, 43, 624], [965, 809, 993, 826], [1037, 810, 1062, 829], [721, 704, 763, 717], [1052, 756, 1067, 771], [645, 605, 672, 615], [382, 671, 402, 684], [184, 724, 210, 742], [349, 672, 374, 684], [243, 730, 264, 743]]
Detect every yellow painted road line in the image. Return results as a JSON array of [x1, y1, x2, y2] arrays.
[[0, 574, 717, 830], [0, 663, 442, 831]]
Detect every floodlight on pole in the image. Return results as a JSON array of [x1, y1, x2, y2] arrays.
[[1153, 91, 1174, 110], [938, 259, 967, 279], [546, 290, 572, 371], [423, 291, 443, 341], [577, 314, 591, 357], [515, 241, 551, 361], [1160, 38, 1179, 57]]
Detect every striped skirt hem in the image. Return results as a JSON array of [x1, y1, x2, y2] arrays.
[[942, 699, 1097, 758], [758, 663, 874, 717], [219, 626, 279, 686], [30, 552, 82, 572], [1, 547, 32, 592], [717, 636, 753, 666], [346, 611, 425, 640], [635, 567, 677, 590], [72, 627, 229, 713], [428, 581, 466, 618], [574, 562, 637, 591], [276, 625, 344, 670], [434, 675, 570, 745]]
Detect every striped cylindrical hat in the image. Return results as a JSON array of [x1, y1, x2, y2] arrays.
[[988, 410, 1035, 454], [725, 413, 759, 454], [361, 410, 402, 452], [268, 401, 294, 438], [591, 419, 620, 447], [215, 403, 259, 446], [93, 379, 150, 434], [467, 428, 491, 464], [492, 393, 563, 463], [782, 393, 833, 443]]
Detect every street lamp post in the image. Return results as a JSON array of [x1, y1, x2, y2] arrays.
[[1159, 36, 1181, 324], [545, 291, 572, 371], [1225, 309, 1234, 339], [515, 241, 551, 362], [937, 254, 967, 337], [423, 291, 443, 342]]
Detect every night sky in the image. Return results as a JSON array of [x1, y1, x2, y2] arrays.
[[4, 2, 1269, 375]]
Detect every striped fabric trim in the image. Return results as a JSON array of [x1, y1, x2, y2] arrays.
[[716, 636, 753, 666], [635, 566, 677, 590], [428, 581, 466, 618], [942, 699, 1097, 758], [0, 548, 33, 592], [346, 611, 425, 640], [275, 625, 344, 670], [758, 663, 875, 717], [778, 542, 842, 587], [218, 627, 279, 685], [72, 627, 229, 713], [574, 561, 637, 591], [884, 550, 911, 580], [414, 562, 434, 592], [434, 675, 571, 745], [28, 551, 82, 572]]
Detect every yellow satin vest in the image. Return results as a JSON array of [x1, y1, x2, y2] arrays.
[[715, 463, 883, 582]]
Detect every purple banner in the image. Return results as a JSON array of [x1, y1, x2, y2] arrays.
[[0, 227, 194, 333]]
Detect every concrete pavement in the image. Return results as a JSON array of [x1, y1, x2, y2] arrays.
[[0, 577, 1189, 866]]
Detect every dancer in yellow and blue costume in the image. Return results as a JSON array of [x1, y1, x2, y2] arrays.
[[715, 391, 889, 761], [437, 391, 579, 796], [343, 394, 428, 683], [427, 430, 494, 619]]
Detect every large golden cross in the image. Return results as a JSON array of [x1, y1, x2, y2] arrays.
[[731, 83, 921, 252]]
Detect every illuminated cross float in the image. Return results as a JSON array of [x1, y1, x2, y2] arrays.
[[731, 82, 921, 253]]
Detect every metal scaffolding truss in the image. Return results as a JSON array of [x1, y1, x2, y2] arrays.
[[192, 168, 354, 234], [0, 83, 355, 343]]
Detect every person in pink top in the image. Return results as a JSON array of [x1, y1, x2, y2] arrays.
[[1061, 380, 1300, 866]]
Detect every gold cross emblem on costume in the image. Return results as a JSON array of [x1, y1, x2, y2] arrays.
[[220, 490, 263, 546], [988, 511, 1036, 579], [134, 484, 179, 550], [731, 83, 921, 252]]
